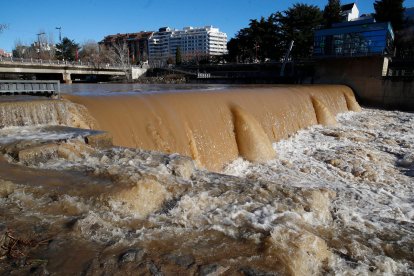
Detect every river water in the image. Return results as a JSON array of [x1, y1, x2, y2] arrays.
[[0, 83, 413, 275]]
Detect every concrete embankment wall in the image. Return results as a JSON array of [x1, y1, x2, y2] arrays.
[[313, 56, 414, 110]]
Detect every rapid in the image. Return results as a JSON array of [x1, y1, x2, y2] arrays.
[[0, 84, 412, 275]]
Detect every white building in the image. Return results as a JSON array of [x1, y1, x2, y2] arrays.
[[341, 3, 359, 21], [148, 26, 228, 62]]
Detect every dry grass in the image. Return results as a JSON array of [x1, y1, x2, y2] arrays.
[[0, 230, 50, 261]]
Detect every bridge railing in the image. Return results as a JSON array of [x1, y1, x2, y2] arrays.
[[0, 56, 126, 70], [0, 80, 60, 98]]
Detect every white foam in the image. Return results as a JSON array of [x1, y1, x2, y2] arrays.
[[3, 108, 413, 274]]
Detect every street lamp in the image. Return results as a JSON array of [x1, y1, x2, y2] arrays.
[[55, 27, 62, 42]]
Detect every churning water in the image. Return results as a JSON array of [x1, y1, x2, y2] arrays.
[[0, 84, 412, 275]]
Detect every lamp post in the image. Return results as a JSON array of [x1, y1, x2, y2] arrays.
[[55, 27, 62, 42]]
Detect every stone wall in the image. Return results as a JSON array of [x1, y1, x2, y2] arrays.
[[313, 56, 414, 110]]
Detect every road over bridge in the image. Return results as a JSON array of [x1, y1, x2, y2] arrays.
[[0, 57, 136, 83]]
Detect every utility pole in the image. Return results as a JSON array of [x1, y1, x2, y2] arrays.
[[36, 32, 45, 59], [55, 27, 62, 42]]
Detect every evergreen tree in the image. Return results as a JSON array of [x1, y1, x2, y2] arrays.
[[280, 4, 324, 59], [175, 46, 182, 65], [226, 14, 283, 63], [323, 0, 342, 27], [55, 37, 79, 61], [374, 0, 405, 31]]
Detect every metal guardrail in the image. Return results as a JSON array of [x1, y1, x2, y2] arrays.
[[0, 80, 60, 98], [388, 69, 414, 77], [0, 56, 126, 70]]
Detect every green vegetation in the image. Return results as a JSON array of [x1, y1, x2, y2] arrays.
[[55, 37, 79, 61], [175, 46, 182, 65], [374, 0, 413, 58], [323, 0, 342, 27], [280, 4, 323, 59], [227, 3, 323, 62], [374, 0, 405, 31], [227, 0, 413, 61]]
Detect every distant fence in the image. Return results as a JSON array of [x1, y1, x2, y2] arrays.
[[0, 80, 60, 98]]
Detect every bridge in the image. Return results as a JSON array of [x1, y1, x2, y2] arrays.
[[0, 57, 147, 83]]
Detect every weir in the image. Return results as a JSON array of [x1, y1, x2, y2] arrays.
[[0, 99, 96, 129], [65, 85, 361, 171]]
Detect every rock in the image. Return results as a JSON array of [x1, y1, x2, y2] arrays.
[[146, 261, 163, 276], [239, 267, 276, 276], [29, 264, 50, 276], [269, 225, 331, 276], [107, 178, 169, 217], [84, 132, 113, 149], [327, 159, 344, 168], [299, 167, 311, 174], [165, 253, 195, 268], [167, 155, 195, 180], [199, 264, 219, 276], [200, 264, 230, 276], [17, 141, 94, 165], [57, 141, 95, 161], [119, 248, 146, 264], [397, 154, 414, 168], [303, 188, 336, 224], [0, 180, 15, 198], [18, 144, 59, 165]]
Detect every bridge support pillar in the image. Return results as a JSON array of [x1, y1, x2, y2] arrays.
[[63, 72, 72, 84]]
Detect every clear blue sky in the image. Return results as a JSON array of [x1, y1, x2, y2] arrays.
[[0, 0, 413, 52]]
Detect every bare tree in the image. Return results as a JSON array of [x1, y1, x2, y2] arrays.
[[80, 40, 103, 68], [0, 24, 8, 34], [47, 32, 56, 60], [13, 39, 38, 59], [107, 41, 131, 81]]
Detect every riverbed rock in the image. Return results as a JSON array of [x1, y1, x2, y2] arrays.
[[107, 178, 169, 217], [269, 225, 331, 276], [167, 155, 195, 180], [17, 141, 94, 165], [119, 248, 146, 264], [0, 180, 15, 198], [84, 132, 113, 149], [165, 253, 195, 268], [18, 144, 59, 165]]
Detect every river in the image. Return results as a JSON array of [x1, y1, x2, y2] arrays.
[[0, 83, 413, 275]]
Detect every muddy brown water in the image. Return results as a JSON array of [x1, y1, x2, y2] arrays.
[[65, 84, 357, 171]]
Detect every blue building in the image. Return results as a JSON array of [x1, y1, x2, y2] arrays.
[[314, 18, 394, 58]]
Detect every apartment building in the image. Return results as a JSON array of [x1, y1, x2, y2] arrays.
[[148, 26, 228, 61], [100, 31, 154, 63]]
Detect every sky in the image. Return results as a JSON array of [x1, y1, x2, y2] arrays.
[[0, 0, 413, 52]]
